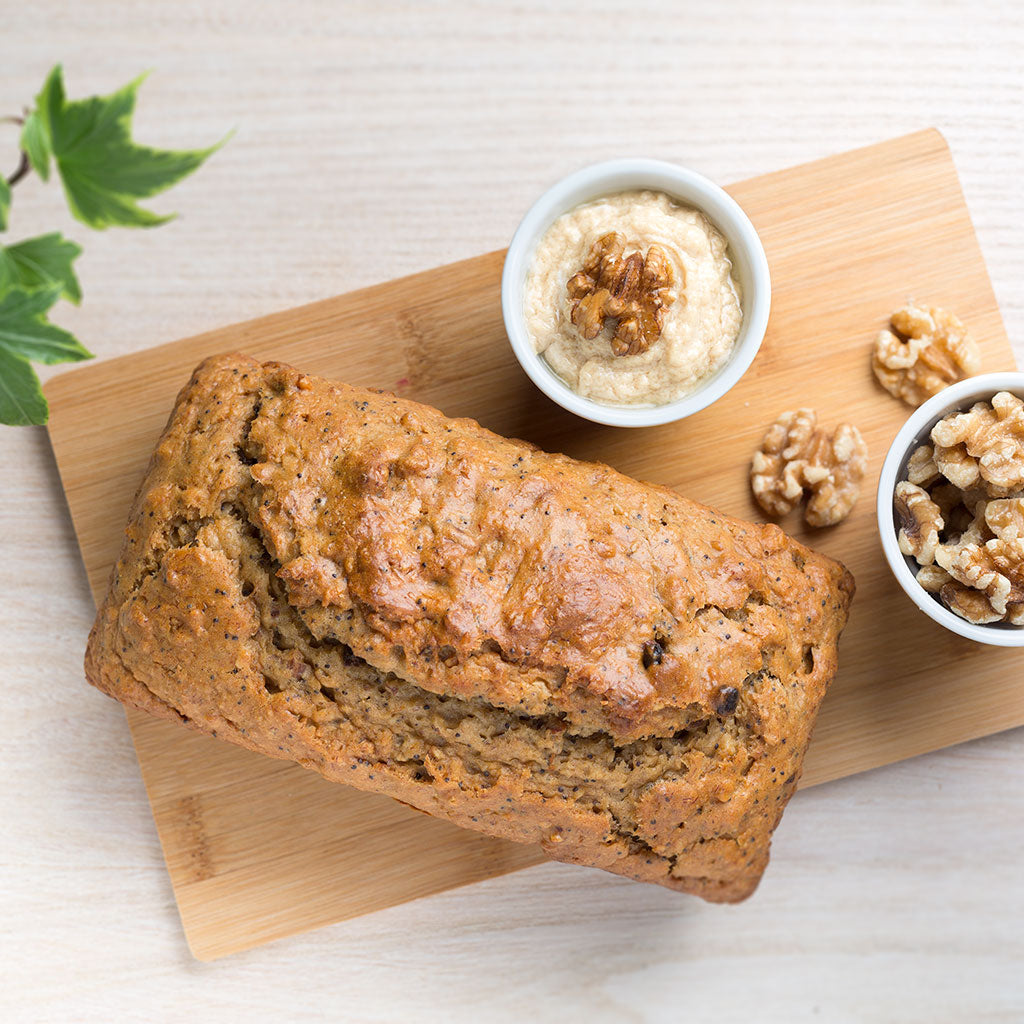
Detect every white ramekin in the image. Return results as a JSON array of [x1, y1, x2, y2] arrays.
[[877, 371, 1024, 646], [500, 159, 771, 428]]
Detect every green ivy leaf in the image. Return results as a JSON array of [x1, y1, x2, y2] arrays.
[[0, 284, 92, 364], [24, 65, 227, 230], [0, 177, 10, 231], [0, 347, 48, 425], [20, 104, 51, 181], [0, 233, 83, 303]]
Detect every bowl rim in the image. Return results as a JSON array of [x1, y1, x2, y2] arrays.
[[500, 157, 771, 428], [876, 370, 1024, 646]]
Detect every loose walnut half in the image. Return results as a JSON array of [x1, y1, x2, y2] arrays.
[[567, 232, 678, 357], [930, 391, 1024, 496], [872, 303, 981, 406], [751, 409, 868, 527], [894, 482, 943, 566]]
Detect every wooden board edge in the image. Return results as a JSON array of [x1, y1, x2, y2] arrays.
[[180, 852, 545, 961]]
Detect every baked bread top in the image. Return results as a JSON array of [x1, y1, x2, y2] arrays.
[[85, 353, 854, 901]]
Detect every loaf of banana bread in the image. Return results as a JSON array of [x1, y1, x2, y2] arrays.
[[85, 353, 854, 902]]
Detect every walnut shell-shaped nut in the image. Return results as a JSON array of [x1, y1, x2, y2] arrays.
[[805, 423, 869, 528], [872, 303, 981, 406], [750, 409, 819, 518], [906, 444, 940, 488], [567, 232, 678, 357], [931, 392, 1024, 497], [894, 482, 943, 566], [940, 580, 1006, 624], [985, 498, 1024, 542], [750, 410, 867, 528], [935, 534, 1024, 617], [915, 564, 952, 594]]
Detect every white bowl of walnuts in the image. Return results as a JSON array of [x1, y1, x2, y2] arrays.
[[878, 370, 1024, 646]]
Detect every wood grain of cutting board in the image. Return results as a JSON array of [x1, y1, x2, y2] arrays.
[[46, 130, 1021, 960]]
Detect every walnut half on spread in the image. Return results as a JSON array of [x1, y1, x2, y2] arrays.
[[750, 409, 868, 527], [567, 231, 678, 357]]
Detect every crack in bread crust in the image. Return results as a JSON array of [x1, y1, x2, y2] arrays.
[[85, 353, 854, 902]]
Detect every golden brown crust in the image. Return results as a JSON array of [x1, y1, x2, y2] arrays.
[[85, 353, 854, 902]]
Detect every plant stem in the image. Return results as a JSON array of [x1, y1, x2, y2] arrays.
[[6, 150, 30, 187], [4, 112, 30, 187]]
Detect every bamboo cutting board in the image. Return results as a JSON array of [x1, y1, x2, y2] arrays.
[[47, 130, 1021, 960]]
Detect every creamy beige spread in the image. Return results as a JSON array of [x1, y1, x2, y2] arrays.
[[524, 190, 743, 406]]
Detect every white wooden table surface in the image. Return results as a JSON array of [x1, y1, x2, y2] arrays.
[[3, 2, 1023, 1021]]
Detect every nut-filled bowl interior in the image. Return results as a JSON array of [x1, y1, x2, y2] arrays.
[[877, 371, 1024, 646], [502, 158, 771, 428]]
